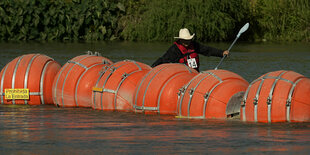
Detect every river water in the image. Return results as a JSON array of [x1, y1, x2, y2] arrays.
[[0, 41, 310, 154]]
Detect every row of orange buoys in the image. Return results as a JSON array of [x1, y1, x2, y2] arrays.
[[0, 53, 309, 123]]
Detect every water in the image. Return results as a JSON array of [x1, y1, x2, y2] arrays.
[[0, 41, 310, 154]]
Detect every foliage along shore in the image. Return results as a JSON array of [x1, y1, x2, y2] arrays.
[[0, 0, 309, 42]]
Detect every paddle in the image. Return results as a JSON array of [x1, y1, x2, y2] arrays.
[[214, 23, 249, 70]]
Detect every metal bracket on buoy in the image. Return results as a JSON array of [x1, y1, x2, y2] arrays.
[[180, 87, 186, 94], [110, 66, 116, 72], [266, 97, 272, 105], [122, 73, 128, 79], [102, 59, 109, 64], [241, 99, 246, 107], [86, 51, 101, 56], [189, 88, 194, 96], [177, 91, 181, 97], [203, 92, 209, 99], [86, 51, 92, 55], [286, 99, 291, 107], [241, 99, 247, 121], [177, 87, 185, 97], [253, 97, 258, 105], [94, 51, 101, 56], [286, 99, 292, 122], [253, 97, 258, 122], [202, 92, 209, 116], [99, 66, 108, 76]]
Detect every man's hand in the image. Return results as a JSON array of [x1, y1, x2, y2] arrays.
[[223, 50, 229, 56]]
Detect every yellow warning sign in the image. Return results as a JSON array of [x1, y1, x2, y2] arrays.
[[5, 89, 29, 100], [92, 87, 103, 92]]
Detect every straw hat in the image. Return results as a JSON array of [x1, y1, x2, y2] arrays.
[[174, 28, 195, 40]]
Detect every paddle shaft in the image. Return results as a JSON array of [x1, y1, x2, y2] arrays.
[[214, 36, 239, 70]]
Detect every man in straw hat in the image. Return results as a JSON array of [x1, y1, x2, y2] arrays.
[[152, 28, 229, 71]]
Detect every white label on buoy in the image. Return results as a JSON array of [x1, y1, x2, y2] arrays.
[[5, 89, 29, 100]]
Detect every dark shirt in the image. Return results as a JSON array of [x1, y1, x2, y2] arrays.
[[151, 41, 224, 69]]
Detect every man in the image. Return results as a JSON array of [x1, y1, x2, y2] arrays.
[[151, 28, 229, 71]]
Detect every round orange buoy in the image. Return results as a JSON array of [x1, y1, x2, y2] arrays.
[[177, 69, 249, 119], [52, 53, 112, 107], [134, 63, 198, 115], [0, 54, 61, 105], [240, 70, 310, 123], [92, 60, 151, 111]]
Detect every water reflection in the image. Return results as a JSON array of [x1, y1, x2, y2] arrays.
[[0, 105, 309, 154]]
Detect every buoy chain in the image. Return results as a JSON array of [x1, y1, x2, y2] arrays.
[[102, 89, 116, 94], [67, 60, 87, 69], [202, 71, 222, 82]]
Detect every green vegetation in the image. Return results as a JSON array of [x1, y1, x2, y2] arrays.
[[252, 0, 309, 42], [0, 0, 308, 42], [120, 0, 250, 42], [0, 0, 125, 41]]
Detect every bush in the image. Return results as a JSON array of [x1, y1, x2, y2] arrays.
[[0, 0, 125, 41], [252, 0, 310, 42], [0, 0, 308, 42], [120, 0, 250, 42]]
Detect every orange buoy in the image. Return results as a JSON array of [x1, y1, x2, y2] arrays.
[[240, 70, 310, 123], [52, 52, 112, 107], [0, 54, 61, 105], [134, 63, 198, 115], [177, 69, 249, 119], [92, 60, 151, 111]]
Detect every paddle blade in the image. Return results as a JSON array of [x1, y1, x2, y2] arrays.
[[237, 23, 249, 38]]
